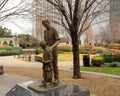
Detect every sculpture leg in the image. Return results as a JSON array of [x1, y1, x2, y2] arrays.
[[52, 47, 59, 84], [40, 65, 47, 87]]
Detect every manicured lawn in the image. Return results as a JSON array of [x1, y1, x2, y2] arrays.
[[58, 52, 73, 61], [58, 52, 94, 61], [37, 52, 94, 61], [81, 67, 120, 76]]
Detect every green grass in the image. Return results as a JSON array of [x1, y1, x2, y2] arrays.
[[58, 52, 94, 61], [81, 67, 120, 76]]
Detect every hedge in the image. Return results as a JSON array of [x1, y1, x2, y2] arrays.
[[102, 55, 120, 63], [108, 62, 120, 67], [58, 47, 72, 52], [91, 56, 104, 67], [79, 48, 91, 54], [0, 47, 22, 56]]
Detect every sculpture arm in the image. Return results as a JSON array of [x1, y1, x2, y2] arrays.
[[50, 40, 60, 49], [42, 60, 52, 63]]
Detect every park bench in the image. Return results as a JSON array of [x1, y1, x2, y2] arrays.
[[19, 49, 36, 61]]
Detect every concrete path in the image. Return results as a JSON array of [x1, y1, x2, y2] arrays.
[[0, 74, 32, 96], [0, 56, 119, 96], [0, 56, 120, 78], [0, 56, 83, 70], [0, 56, 119, 79]]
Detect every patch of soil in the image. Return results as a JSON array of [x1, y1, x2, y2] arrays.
[[4, 67, 120, 96]]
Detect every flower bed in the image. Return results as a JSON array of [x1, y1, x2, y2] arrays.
[[0, 45, 8, 50]]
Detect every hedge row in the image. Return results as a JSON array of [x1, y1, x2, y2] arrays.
[[109, 62, 120, 67], [58, 46, 103, 54], [0, 47, 22, 56], [91, 54, 120, 67]]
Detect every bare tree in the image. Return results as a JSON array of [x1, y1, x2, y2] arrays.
[[0, 0, 32, 21], [36, 0, 111, 79], [96, 23, 120, 45], [97, 26, 110, 44], [94, 33, 100, 45]]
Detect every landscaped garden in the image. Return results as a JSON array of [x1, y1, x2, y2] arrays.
[[58, 44, 120, 76], [1, 43, 120, 76]]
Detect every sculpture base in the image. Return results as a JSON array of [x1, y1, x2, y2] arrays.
[[28, 79, 67, 93], [6, 79, 90, 96]]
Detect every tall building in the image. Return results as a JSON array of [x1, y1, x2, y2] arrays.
[[32, 0, 94, 44], [33, 0, 68, 42], [110, 0, 120, 42]]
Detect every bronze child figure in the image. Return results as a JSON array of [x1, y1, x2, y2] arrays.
[[39, 41, 53, 88]]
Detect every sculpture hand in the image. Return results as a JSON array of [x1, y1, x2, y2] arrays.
[[49, 46, 52, 51]]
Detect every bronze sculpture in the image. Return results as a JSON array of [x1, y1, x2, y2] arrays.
[[42, 20, 60, 84], [39, 41, 53, 88]]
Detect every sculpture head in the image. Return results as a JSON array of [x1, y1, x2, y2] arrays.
[[42, 20, 51, 29], [39, 41, 47, 49]]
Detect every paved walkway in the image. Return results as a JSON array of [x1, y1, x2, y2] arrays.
[[0, 56, 83, 70], [0, 56, 120, 96], [0, 74, 32, 96], [0, 56, 120, 79]]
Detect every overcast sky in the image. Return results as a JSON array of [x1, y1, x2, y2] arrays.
[[0, 0, 32, 35], [0, 0, 109, 35]]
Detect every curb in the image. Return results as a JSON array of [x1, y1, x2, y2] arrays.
[[59, 69, 120, 79]]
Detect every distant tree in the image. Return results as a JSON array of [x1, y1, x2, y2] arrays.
[[96, 24, 120, 45], [3, 41, 7, 45], [94, 34, 101, 45], [9, 40, 13, 46], [19, 34, 38, 48], [0, 26, 13, 37]]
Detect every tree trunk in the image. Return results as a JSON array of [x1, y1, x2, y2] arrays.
[[71, 32, 81, 79]]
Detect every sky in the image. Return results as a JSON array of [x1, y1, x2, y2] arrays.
[[0, 0, 109, 35], [1, 18, 32, 35], [0, 0, 32, 35]]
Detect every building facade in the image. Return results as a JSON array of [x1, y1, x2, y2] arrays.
[[32, 0, 70, 43], [0, 37, 19, 47], [109, 0, 120, 42]]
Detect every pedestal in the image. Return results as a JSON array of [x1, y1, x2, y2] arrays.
[[6, 79, 90, 96]]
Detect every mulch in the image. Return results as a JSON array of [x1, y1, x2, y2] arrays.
[[4, 67, 120, 96]]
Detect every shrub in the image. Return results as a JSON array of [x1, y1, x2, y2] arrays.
[[58, 47, 72, 52], [0, 47, 22, 56], [79, 45, 92, 49], [100, 52, 113, 56], [92, 56, 104, 67], [102, 55, 120, 63], [109, 62, 118, 67], [35, 48, 43, 54], [109, 62, 120, 67], [110, 44, 120, 50], [96, 49, 103, 54], [79, 48, 90, 54], [88, 50, 97, 54]]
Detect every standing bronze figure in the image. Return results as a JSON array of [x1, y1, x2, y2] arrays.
[[42, 20, 60, 84]]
